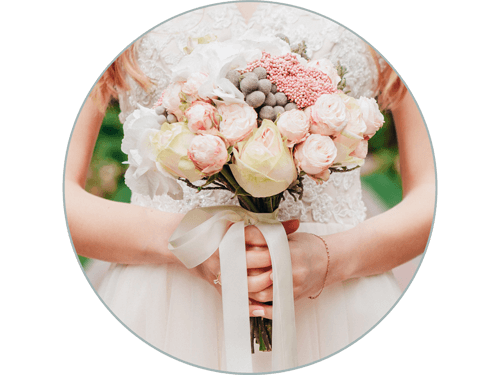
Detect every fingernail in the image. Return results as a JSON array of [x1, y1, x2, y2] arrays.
[[269, 272, 273, 281], [252, 309, 265, 317]]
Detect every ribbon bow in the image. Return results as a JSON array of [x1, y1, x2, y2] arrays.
[[169, 205, 298, 372]]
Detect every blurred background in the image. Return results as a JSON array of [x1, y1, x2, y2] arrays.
[[81, 102, 417, 290]]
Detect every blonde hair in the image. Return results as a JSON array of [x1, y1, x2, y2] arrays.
[[91, 44, 151, 113], [368, 45, 407, 111]]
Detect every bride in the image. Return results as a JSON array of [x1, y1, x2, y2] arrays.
[[65, 2, 435, 372]]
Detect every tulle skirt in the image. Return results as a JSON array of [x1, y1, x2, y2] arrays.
[[88, 221, 402, 372]]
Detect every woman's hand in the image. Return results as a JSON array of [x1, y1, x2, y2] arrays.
[[189, 219, 300, 296], [245, 220, 300, 317], [248, 231, 329, 319]]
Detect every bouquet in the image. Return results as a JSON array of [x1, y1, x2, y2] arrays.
[[122, 31, 385, 357]]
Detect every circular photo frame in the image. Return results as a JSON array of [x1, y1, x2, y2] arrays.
[[64, 1, 436, 373]]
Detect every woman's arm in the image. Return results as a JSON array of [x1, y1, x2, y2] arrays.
[[65, 93, 299, 297], [65, 94, 184, 265], [326, 90, 435, 285], [248, 91, 435, 312]]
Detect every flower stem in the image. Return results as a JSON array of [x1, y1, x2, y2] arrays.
[[220, 166, 259, 212]]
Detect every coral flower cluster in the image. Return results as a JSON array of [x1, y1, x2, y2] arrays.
[[245, 52, 336, 109]]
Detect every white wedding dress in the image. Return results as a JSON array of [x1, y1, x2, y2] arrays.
[[86, 3, 402, 372]]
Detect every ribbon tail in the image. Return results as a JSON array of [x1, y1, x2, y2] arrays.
[[256, 222, 298, 371], [219, 221, 253, 372]]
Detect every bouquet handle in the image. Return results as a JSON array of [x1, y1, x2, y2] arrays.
[[169, 206, 298, 372]]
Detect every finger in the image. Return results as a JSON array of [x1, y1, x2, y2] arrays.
[[246, 249, 272, 269], [249, 301, 273, 319], [249, 285, 273, 303], [247, 269, 273, 292], [244, 225, 267, 246], [282, 219, 300, 235]]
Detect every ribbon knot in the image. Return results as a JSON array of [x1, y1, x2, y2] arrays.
[[168, 205, 298, 372]]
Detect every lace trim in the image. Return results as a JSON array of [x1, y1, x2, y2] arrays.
[[131, 169, 366, 226], [118, 3, 380, 123]]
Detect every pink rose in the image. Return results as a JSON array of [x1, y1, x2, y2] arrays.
[[188, 134, 228, 176], [294, 134, 337, 177], [336, 92, 367, 137], [308, 94, 348, 136], [185, 101, 220, 134], [350, 139, 368, 159], [160, 81, 185, 121], [358, 96, 385, 138], [276, 109, 310, 147], [307, 59, 341, 87], [217, 103, 257, 145], [182, 72, 209, 98]]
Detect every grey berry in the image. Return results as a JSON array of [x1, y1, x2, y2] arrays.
[[253, 67, 267, 80], [271, 84, 278, 94], [157, 115, 167, 124], [242, 72, 258, 81], [226, 70, 241, 88], [264, 92, 276, 107], [240, 77, 259, 95], [245, 91, 266, 108], [259, 106, 276, 121], [275, 92, 288, 107], [274, 106, 285, 117], [155, 106, 165, 115], [258, 79, 272, 96], [167, 114, 177, 123], [284, 103, 298, 111]]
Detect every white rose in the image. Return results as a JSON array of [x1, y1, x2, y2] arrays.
[[121, 107, 183, 199]]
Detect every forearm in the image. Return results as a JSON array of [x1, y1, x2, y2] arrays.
[[323, 182, 435, 285], [65, 181, 184, 265]]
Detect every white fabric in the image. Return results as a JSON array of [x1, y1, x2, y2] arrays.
[[88, 3, 402, 372], [168, 206, 298, 371]]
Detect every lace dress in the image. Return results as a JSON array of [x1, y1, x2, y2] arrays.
[[89, 3, 401, 372]]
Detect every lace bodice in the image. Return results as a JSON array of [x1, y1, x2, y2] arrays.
[[120, 2, 375, 226], [118, 3, 381, 123], [132, 168, 366, 226]]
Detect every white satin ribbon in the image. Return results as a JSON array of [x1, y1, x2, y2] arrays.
[[169, 205, 298, 372]]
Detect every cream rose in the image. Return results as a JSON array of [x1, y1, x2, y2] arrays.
[[333, 130, 365, 168], [152, 122, 203, 183], [188, 134, 228, 176], [217, 102, 258, 145], [230, 120, 297, 197], [358, 96, 385, 138], [276, 109, 310, 147], [185, 101, 220, 134], [308, 94, 348, 136], [294, 134, 337, 178]]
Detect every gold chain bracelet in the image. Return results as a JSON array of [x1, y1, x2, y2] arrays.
[[309, 234, 330, 300]]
